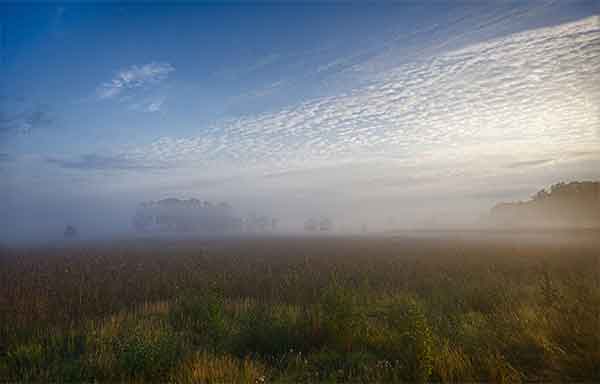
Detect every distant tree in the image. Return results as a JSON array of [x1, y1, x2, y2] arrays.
[[257, 216, 269, 232], [64, 225, 78, 239], [319, 217, 332, 231], [304, 218, 317, 232], [218, 202, 231, 210], [532, 189, 549, 201], [491, 181, 600, 227], [387, 216, 396, 227], [550, 182, 566, 195]]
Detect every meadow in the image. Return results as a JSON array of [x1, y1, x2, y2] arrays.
[[1, 234, 599, 382]]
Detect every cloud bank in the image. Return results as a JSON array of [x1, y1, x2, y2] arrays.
[[43, 16, 599, 226], [129, 16, 598, 176]]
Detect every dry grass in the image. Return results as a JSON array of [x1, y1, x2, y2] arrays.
[[1, 234, 599, 382], [171, 352, 266, 383]]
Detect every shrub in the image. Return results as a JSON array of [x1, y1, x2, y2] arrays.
[[169, 288, 231, 352], [231, 303, 312, 359], [115, 318, 181, 380]]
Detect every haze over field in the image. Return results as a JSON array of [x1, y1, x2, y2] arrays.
[[1, 2, 599, 243], [2, 4, 600, 382]]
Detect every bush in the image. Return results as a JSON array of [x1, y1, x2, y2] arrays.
[[231, 304, 313, 359], [169, 288, 231, 352], [115, 319, 181, 380]]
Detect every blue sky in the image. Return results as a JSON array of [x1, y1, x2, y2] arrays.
[[1, 2, 599, 241]]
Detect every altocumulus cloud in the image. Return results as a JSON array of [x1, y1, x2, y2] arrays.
[[129, 16, 599, 175]]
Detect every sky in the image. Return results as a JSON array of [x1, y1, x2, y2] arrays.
[[1, 1, 599, 242]]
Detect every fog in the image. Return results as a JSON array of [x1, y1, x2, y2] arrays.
[[2, 164, 599, 246], [1, 3, 599, 245]]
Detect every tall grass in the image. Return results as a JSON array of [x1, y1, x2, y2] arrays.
[[0, 236, 599, 382]]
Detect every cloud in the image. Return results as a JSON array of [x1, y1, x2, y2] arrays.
[[226, 80, 286, 111], [131, 16, 599, 179], [97, 62, 174, 99], [349, 3, 558, 77], [129, 96, 166, 113], [0, 101, 53, 134], [96, 62, 173, 112], [568, 150, 599, 159], [145, 98, 165, 113], [46, 154, 165, 171], [50, 6, 67, 38], [214, 53, 281, 80], [506, 159, 554, 169], [466, 187, 533, 200], [60, 15, 597, 210]]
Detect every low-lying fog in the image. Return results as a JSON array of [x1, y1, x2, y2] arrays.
[[1, 3, 599, 245]]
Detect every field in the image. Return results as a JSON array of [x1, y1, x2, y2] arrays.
[[1, 234, 599, 382]]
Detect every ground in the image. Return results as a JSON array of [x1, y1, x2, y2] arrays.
[[1, 233, 599, 382]]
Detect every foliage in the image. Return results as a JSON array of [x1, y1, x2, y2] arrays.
[[491, 180, 600, 227]]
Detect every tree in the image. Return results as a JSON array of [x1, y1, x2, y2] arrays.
[[304, 218, 317, 232], [532, 189, 549, 201], [64, 225, 78, 239]]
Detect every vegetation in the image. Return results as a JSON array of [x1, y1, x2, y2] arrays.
[[491, 181, 600, 227], [1, 236, 599, 382]]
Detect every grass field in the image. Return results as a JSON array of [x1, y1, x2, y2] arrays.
[[1, 234, 599, 382]]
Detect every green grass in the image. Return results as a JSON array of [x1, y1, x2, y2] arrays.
[[1, 236, 599, 382]]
